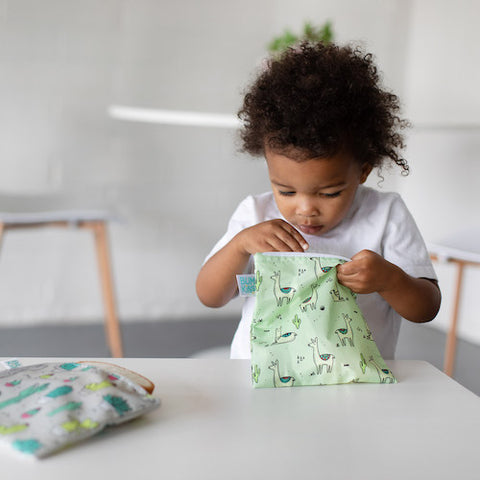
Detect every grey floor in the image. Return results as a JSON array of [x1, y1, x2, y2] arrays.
[[1, 317, 479, 396]]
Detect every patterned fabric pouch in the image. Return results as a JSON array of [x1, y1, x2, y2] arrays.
[[0, 362, 160, 458], [250, 252, 396, 388]]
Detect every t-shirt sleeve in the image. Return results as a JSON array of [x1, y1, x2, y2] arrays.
[[382, 194, 437, 280], [203, 195, 256, 264]]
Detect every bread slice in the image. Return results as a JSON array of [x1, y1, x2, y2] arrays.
[[78, 361, 155, 394]]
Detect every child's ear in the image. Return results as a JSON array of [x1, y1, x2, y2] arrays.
[[359, 163, 373, 183]]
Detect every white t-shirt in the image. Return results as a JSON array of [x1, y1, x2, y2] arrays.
[[205, 186, 437, 359]]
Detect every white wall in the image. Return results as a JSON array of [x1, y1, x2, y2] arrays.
[[0, 0, 479, 347], [398, 0, 480, 344], [0, 0, 274, 324]]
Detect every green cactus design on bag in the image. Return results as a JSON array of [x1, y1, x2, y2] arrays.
[[250, 252, 396, 388]]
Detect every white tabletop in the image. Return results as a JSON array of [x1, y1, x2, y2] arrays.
[[1, 358, 479, 480]]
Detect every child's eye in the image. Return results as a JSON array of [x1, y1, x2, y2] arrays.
[[322, 191, 341, 198], [279, 191, 296, 196]]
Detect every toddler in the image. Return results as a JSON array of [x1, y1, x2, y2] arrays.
[[196, 42, 441, 359]]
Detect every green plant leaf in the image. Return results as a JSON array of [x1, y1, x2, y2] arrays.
[[267, 20, 334, 54]]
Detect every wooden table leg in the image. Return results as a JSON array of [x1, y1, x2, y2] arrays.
[[84, 221, 124, 357], [443, 260, 465, 377]]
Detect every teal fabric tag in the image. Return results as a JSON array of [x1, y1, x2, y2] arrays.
[[236, 274, 257, 296], [250, 252, 396, 388]]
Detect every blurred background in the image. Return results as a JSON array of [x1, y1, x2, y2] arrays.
[[0, 1, 479, 392]]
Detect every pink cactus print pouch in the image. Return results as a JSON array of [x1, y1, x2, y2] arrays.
[[0, 362, 159, 458]]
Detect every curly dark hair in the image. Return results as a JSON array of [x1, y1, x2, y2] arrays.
[[238, 42, 409, 173]]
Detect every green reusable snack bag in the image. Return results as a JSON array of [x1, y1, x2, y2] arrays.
[[250, 252, 396, 388]]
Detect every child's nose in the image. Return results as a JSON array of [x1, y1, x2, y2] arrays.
[[297, 196, 320, 217]]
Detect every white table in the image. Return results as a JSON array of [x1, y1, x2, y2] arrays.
[[1, 358, 479, 480]]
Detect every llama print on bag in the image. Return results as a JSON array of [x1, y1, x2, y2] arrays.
[[335, 314, 355, 347], [299, 283, 320, 312], [308, 337, 335, 375], [271, 327, 297, 346], [270, 271, 296, 306], [269, 360, 295, 388], [251, 252, 396, 388], [369, 357, 396, 383]]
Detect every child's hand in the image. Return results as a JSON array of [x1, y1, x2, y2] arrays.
[[336, 249, 396, 294], [197, 219, 308, 308], [336, 249, 441, 323], [235, 219, 309, 255]]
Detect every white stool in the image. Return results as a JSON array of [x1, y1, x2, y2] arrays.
[[429, 243, 480, 376], [0, 210, 123, 357]]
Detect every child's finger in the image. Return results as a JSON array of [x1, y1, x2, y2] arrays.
[[282, 224, 309, 250], [336, 260, 357, 276], [272, 228, 306, 252], [263, 233, 296, 252], [268, 220, 308, 251]]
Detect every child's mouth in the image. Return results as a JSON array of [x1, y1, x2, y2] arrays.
[[298, 224, 323, 235]]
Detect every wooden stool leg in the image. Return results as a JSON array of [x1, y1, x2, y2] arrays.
[[0, 222, 4, 248], [444, 261, 465, 376], [89, 221, 124, 357]]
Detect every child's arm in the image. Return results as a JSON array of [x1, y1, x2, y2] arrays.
[[336, 249, 441, 323], [196, 219, 308, 308]]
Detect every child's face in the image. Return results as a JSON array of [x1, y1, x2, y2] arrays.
[[265, 148, 372, 236]]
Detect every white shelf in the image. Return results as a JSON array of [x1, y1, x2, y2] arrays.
[[108, 105, 241, 129], [411, 123, 480, 131]]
